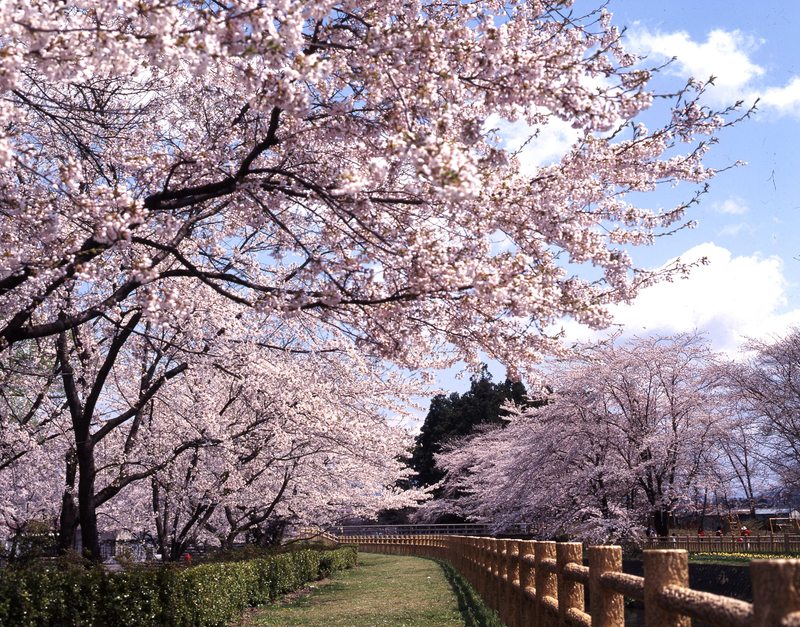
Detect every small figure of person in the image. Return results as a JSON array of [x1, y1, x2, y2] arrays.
[[715, 525, 723, 537], [697, 527, 705, 540], [740, 525, 752, 548], [184, 552, 192, 564]]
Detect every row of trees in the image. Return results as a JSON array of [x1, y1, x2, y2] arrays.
[[0, 0, 746, 559], [0, 286, 426, 560], [422, 332, 800, 540]]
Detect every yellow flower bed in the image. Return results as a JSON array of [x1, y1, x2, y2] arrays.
[[692, 551, 796, 561]]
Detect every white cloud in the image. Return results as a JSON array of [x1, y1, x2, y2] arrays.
[[486, 114, 580, 174], [559, 243, 800, 355], [627, 28, 762, 103], [717, 222, 752, 237], [626, 26, 800, 116], [760, 76, 800, 115], [711, 197, 749, 215]]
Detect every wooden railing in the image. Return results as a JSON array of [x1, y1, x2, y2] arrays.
[[343, 534, 800, 626], [646, 534, 800, 554]]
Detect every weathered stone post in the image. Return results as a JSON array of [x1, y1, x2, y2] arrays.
[[488, 538, 500, 613], [535, 541, 558, 627], [643, 549, 690, 627], [588, 545, 624, 627], [507, 539, 521, 627], [751, 558, 800, 627], [557, 542, 584, 626], [518, 540, 535, 627]]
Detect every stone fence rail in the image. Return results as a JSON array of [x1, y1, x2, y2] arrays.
[[343, 534, 800, 627]]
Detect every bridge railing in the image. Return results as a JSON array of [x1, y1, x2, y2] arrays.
[[645, 533, 800, 554], [340, 534, 800, 627], [329, 523, 533, 537]]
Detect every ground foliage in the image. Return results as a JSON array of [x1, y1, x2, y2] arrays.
[[0, 546, 356, 626]]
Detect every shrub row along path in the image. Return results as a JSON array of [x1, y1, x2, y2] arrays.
[[251, 552, 487, 626]]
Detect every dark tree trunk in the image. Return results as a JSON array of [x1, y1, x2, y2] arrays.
[[653, 509, 670, 537], [76, 440, 101, 561], [698, 487, 709, 532], [57, 450, 79, 553]]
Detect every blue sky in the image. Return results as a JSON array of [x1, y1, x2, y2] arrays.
[[429, 1, 800, 400], [595, 0, 800, 350]]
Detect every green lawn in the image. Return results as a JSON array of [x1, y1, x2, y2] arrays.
[[250, 552, 501, 626]]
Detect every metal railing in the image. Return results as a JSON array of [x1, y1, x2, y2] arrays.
[[646, 533, 800, 554], [329, 523, 533, 537], [340, 534, 800, 626]]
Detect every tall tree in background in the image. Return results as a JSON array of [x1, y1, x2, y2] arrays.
[[411, 366, 529, 488]]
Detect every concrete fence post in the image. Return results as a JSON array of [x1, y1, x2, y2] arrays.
[[588, 545, 624, 627], [518, 540, 535, 627], [507, 539, 521, 627], [487, 538, 499, 612], [535, 541, 558, 627], [643, 549, 690, 627], [750, 558, 800, 627], [497, 539, 509, 623], [480, 538, 490, 600], [557, 542, 584, 626]]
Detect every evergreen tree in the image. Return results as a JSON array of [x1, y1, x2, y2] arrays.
[[410, 366, 528, 488]]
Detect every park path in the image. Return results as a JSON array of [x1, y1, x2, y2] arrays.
[[252, 552, 483, 626]]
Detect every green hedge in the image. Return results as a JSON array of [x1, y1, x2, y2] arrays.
[[0, 546, 357, 626]]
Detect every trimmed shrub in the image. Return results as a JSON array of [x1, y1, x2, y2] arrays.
[[0, 546, 357, 626]]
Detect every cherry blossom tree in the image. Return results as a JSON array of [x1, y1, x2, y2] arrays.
[[0, 436, 66, 557], [723, 330, 800, 494], [0, 278, 426, 560], [0, 341, 65, 471], [0, 0, 751, 557], [714, 403, 769, 518], [1, 0, 746, 373], [425, 334, 725, 541], [140, 341, 425, 559]]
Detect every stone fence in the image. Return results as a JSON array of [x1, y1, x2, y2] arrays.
[[344, 534, 800, 627]]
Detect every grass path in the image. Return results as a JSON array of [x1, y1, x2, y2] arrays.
[[251, 552, 500, 626]]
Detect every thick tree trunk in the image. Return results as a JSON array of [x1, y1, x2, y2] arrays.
[[57, 450, 79, 553], [76, 441, 101, 561], [653, 509, 670, 537]]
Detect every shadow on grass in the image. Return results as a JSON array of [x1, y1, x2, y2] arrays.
[[433, 558, 505, 627]]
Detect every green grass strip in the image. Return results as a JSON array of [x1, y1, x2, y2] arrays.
[[251, 552, 503, 626]]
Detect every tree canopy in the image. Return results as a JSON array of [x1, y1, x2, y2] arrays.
[[0, 0, 748, 558]]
